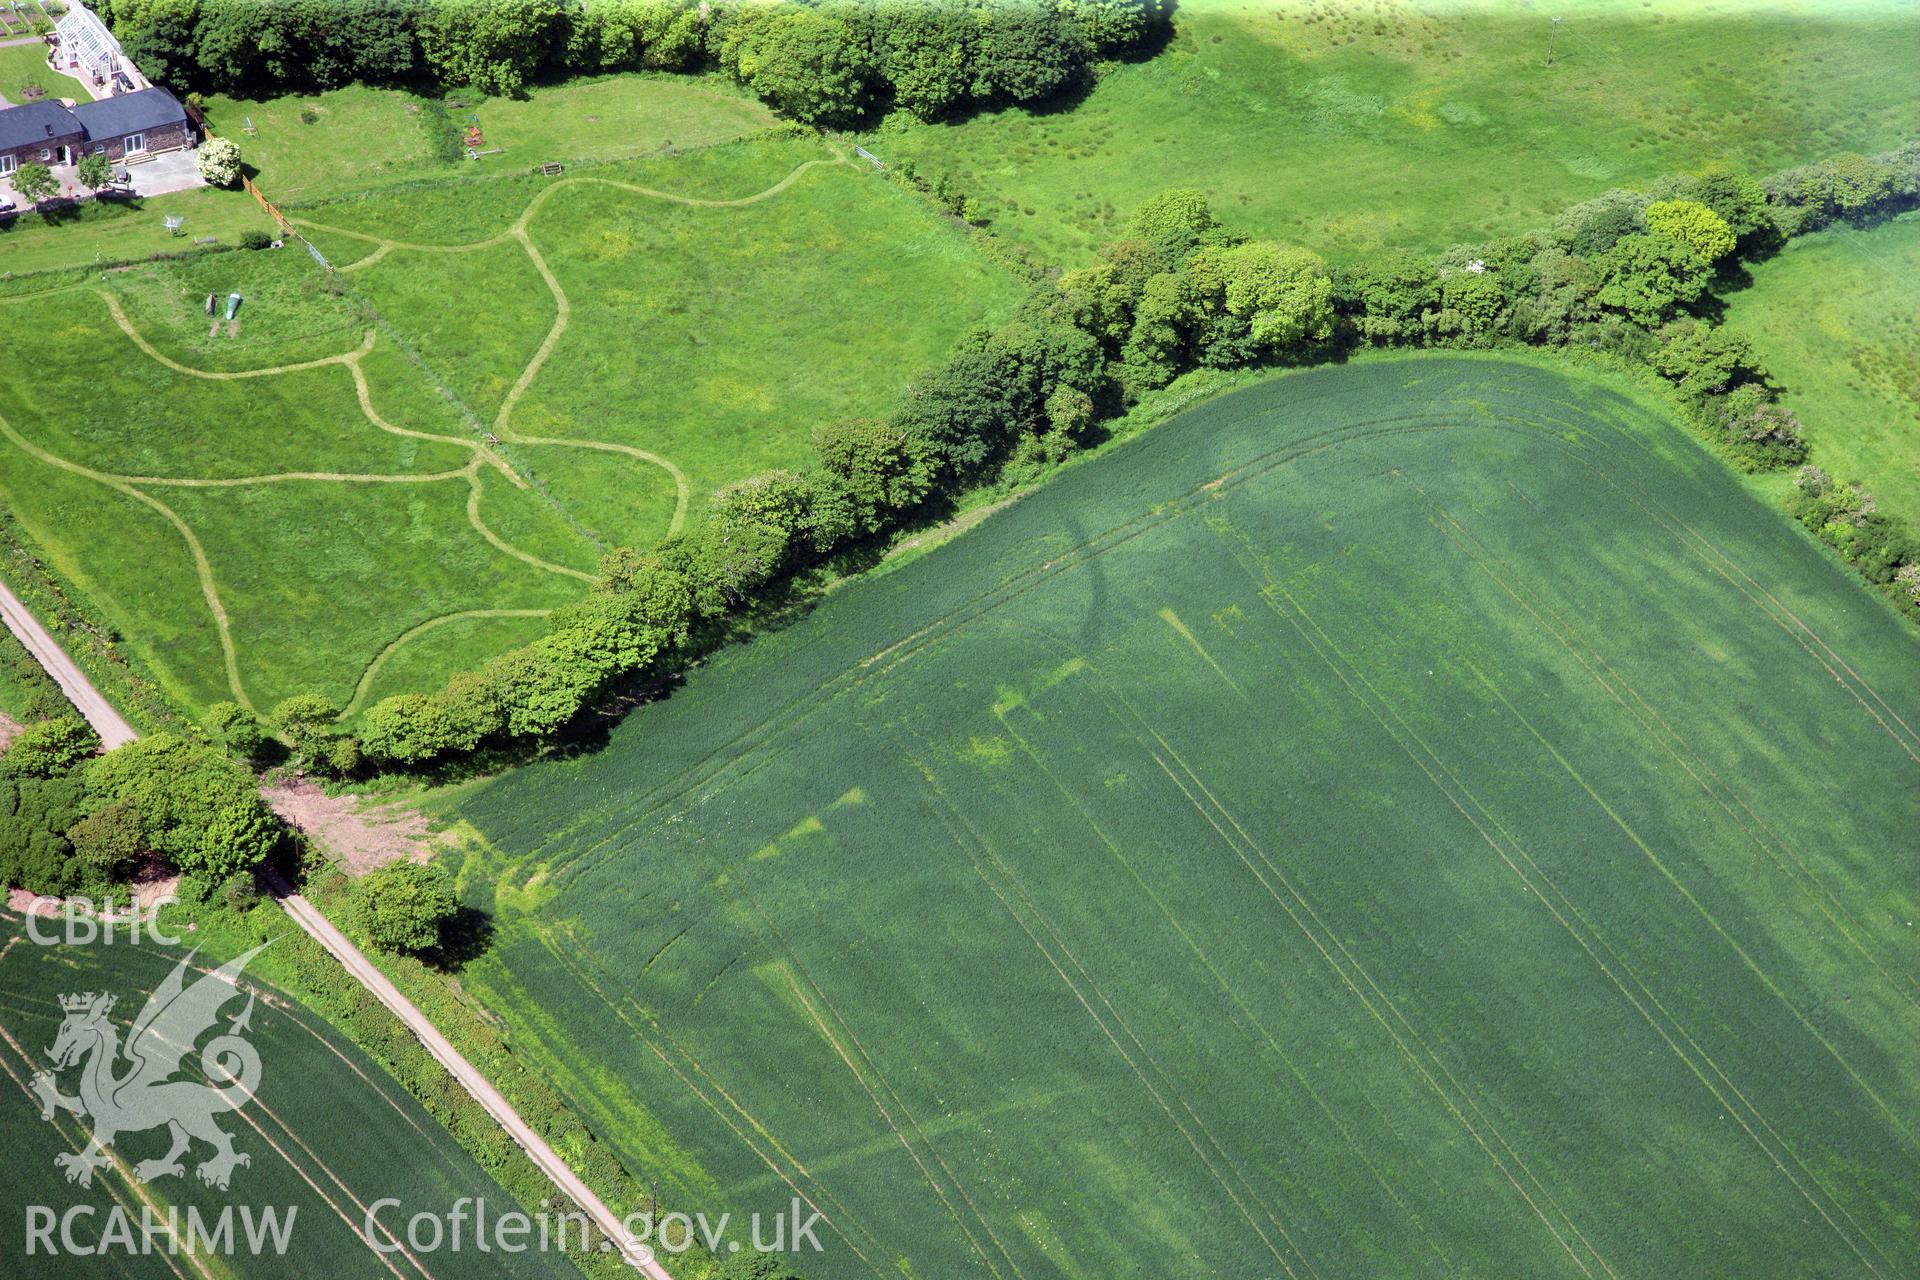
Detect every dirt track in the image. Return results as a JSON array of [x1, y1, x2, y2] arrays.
[[0, 576, 137, 748], [0, 574, 667, 1274]]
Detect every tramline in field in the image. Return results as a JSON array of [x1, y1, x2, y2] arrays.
[[439, 355, 1920, 1280]]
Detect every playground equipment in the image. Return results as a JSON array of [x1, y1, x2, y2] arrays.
[[463, 114, 504, 160]]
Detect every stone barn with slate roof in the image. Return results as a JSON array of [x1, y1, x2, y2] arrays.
[[72, 88, 192, 162], [0, 88, 193, 182], [0, 100, 86, 177]]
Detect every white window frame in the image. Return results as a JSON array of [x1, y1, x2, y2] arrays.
[[0, 155, 16, 176], [124, 133, 145, 155], [38, 148, 50, 162]]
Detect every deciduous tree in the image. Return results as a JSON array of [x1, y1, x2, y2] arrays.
[[1644, 199, 1737, 263], [11, 161, 57, 206], [354, 861, 459, 954]]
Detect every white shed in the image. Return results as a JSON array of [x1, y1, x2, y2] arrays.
[[54, 4, 122, 81]]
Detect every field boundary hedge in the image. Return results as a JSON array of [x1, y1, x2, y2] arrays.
[[315, 137, 1920, 780]]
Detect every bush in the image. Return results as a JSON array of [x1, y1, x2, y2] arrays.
[[354, 861, 459, 954], [240, 229, 274, 250], [3, 714, 97, 778], [196, 135, 243, 187]]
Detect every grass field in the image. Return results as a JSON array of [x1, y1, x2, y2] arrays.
[[879, 0, 1920, 265], [1724, 210, 1920, 519], [0, 914, 582, 1278], [0, 131, 1024, 719], [433, 355, 1920, 1279], [201, 74, 775, 205]]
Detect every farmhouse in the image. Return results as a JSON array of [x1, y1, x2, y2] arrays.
[[0, 88, 192, 177]]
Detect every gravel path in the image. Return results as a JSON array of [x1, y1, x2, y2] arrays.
[[0, 574, 666, 1273], [0, 575, 137, 747]]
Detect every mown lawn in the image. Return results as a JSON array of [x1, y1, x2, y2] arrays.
[[0, 39, 52, 101], [0, 188, 274, 280], [437, 354, 1920, 1280], [0, 919, 585, 1279], [879, 0, 1920, 265], [1724, 210, 1920, 520], [0, 133, 1023, 719]]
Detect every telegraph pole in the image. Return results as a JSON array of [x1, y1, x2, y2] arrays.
[[1546, 15, 1562, 66]]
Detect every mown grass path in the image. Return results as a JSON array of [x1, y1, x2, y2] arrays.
[[0, 149, 845, 716]]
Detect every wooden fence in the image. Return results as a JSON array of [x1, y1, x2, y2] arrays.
[[241, 174, 292, 234]]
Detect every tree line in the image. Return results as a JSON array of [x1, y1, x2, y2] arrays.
[[95, 0, 1169, 121], [186, 138, 1905, 779]]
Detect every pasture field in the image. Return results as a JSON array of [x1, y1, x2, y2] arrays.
[[0, 913, 583, 1279], [0, 132, 1023, 720], [880, 0, 1920, 265], [201, 74, 775, 205], [1724, 210, 1920, 519], [434, 355, 1920, 1279]]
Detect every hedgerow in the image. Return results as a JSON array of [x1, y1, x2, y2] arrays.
[[327, 137, 1920, 775]]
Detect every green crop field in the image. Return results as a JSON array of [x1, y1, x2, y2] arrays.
[[0, 914, 582, 1278], [1724, 210, 1920, 519], [433, 355, 1920, 1279], [880, 0, 1920, 266], [0, 132, 1023, 720]]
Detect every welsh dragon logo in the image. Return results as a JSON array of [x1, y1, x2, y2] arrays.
[[30, 945, 268, 1191]]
